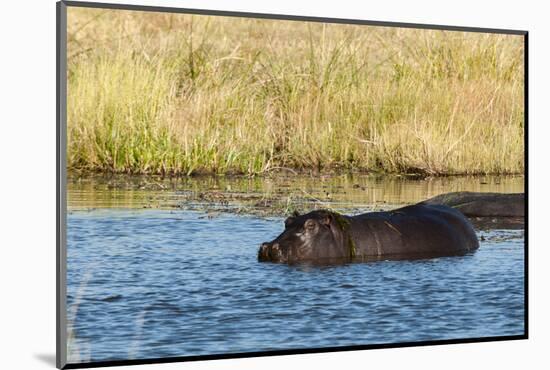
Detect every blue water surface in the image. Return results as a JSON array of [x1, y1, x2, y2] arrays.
[[66, 210, 524, 363]]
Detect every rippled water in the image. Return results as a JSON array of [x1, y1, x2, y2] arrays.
[[66, 175, 525, 364]]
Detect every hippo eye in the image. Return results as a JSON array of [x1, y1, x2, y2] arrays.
[[304, 219, 316, 230]]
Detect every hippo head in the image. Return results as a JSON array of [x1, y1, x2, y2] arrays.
[[258, 210, 349, 263]]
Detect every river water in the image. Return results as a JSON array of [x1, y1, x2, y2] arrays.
[[66, 174, 525, 363]]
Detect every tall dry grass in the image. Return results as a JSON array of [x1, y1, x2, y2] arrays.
[[67, 8, 524, 175]]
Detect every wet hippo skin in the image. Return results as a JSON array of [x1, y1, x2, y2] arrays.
[[420, 191, 524, 217]]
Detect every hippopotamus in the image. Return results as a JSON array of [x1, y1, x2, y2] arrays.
[[259, 204, 479, 264], [420, 192, 525, 230], [420, 191, 524, 217]]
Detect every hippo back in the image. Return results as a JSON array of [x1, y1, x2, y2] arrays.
[[348, 204, 479, 260]]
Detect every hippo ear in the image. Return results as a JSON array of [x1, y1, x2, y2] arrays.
[[292, 210, 300, 217], [284, 216, 295, 227]]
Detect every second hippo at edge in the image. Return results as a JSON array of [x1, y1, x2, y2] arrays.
[[420, 191, 524, 217]]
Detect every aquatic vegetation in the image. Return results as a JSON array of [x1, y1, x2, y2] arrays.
[[68, 8, 524, 176]]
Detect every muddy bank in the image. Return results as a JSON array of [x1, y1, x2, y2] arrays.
[[68, 173, 524, 223]]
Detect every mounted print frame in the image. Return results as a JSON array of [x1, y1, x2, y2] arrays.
[[57, 1, 528, 368]]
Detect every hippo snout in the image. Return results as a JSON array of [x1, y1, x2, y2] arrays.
[[259, 242, 269, 255], [258, 242, 283, 262], [258, 242, 270, 261]]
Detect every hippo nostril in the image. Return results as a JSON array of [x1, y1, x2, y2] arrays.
[[258, 242, 284, 262], [259, 244, 270, 256]]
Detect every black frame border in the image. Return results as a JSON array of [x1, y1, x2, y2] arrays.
[[57, 1, 68, 369], [56, 1, 529, 369]]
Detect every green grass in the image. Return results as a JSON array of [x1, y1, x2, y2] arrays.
[[67, 8, 525, 176]]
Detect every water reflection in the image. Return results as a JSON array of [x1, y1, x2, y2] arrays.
[[68, 173, 524, 211]]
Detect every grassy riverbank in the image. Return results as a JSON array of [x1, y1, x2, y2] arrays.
[[67, 8, 525, 176]]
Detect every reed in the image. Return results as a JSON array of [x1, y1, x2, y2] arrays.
[[67, 8, 525, 176]]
